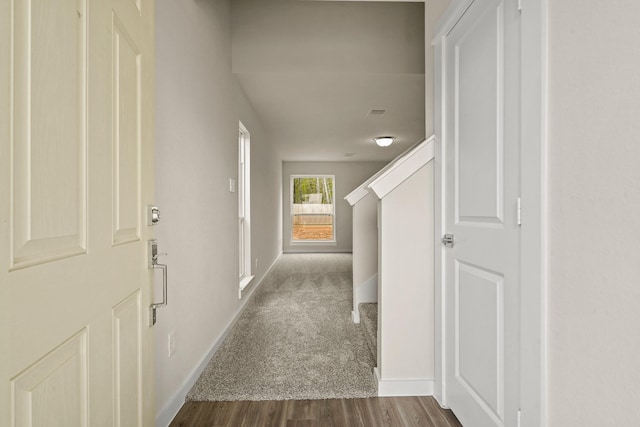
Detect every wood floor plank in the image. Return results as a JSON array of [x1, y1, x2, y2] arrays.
[[351, 398, 382, 427], [170, 401, 223, 427], [419, 396, 462, 427], [285, 420, 319, 427], [168, 401, 200, 427], [263, 400, 289, 427], [240, 401, 270, 427], [375, 397, 409, 426], [211, 401, 245, 426], [318, 398, 346, 427], [287, 399, 322, 420], [338, 398, 359, 426], [170, 397, 462, 427], [393, 397, 437, 427]]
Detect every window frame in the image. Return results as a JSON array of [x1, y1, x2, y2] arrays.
[[290, 174, 336, 244], [238, 121, 253, 296]]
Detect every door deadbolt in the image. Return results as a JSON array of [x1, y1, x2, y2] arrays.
[[147, 205, 160, 225]]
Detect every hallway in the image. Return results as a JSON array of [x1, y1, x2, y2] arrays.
[[186, 254, 377, 402], [152, 1, 441, 421], [171, 253, 461, 426]]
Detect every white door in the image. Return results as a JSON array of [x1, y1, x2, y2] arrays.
[[442, 0, 521, 426], [0, 0, 156, 425]]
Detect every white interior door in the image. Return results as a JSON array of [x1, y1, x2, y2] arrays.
[[442, 0, 521, 426], [0, 0, 156, 425]]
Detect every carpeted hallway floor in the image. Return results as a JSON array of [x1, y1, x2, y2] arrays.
[[186, 253, 377, 402]]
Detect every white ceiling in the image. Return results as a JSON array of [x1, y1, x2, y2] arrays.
[[231, 0, 428, 162]]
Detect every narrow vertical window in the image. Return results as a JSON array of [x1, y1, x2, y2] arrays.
[[239, 122, 253, 296], [291, 175, 335, 242]]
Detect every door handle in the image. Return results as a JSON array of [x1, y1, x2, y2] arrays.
[[441, 234, 455, 248], [149, 239, 168, 326]]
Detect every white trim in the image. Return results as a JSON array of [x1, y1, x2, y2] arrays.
[[519, 0, 548, 425], [238, 275, 255, 299], [344, 137, 430, 206], [155, 253, 281, 427], [344, 186, 369, 207], [374, 368, 435, 397], [433, 33, 447, 407], [368, 138, 434, 200], [238, 121, 252, 289], [432, 0, 474, 43]]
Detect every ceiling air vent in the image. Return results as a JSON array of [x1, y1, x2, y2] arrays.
[[368, 109, 386, 116]]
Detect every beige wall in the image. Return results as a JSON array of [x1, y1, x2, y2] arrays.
[[547, 1, 640, 425], [155, 0, 281, 422], [282, 161, 387, 253], [379, 163, 434, 380], [236, 84, 284, 278], [352, 193, 379, 314]]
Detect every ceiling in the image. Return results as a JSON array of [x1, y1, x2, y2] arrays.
[[231, 0, 428, 162]]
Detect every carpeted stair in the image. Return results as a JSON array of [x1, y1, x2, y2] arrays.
[[358, 303, 377, 365]]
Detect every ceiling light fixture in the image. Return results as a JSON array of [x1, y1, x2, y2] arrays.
[[374, 136, 394, 147]]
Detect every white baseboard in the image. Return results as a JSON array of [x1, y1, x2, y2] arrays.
[[352, 310, 360, 323], [433, 393, 450, 409], [155, 252, 282, 427], [374, 367, 435, 397]]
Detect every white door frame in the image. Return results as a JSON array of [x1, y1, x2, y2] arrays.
[[432, 1, 548, 425]]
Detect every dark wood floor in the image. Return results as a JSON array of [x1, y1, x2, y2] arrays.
[[170, 397, 462, 427]]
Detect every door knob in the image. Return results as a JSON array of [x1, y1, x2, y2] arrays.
[[441, 234, 455, 248]]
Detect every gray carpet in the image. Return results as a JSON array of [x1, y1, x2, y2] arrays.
[[359, 303, 378, 365], [186, 253, 378, 402]]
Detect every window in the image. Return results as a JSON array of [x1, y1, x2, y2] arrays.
[[239, 122, 253, 295], [291, 175, 335, 242]]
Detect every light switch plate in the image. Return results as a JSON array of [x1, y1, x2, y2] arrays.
[[229, 178, 236, 193]]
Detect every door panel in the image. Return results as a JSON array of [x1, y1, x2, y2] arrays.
[[113, 291, 143, 426], [112, 14, 142, 245], [11, 0, 87, 269], [456, 262, 504, 419], [456, 6, 503, 224], [0, 0, 155, 425], [444, 0, 520, 426], [12, 330, 88, 427]]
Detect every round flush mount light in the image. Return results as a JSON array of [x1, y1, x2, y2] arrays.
[[374, 136, 395, 147]]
